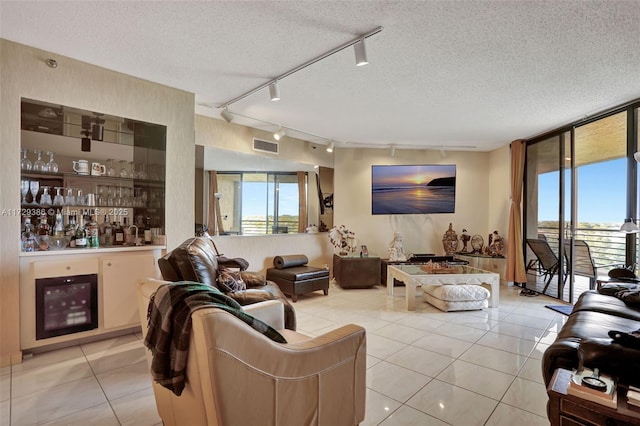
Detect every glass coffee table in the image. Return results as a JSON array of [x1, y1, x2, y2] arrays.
[[387, 264, 500, 311]]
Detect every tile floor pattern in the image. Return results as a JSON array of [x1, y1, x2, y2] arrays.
[[0, 282, 564, 425]]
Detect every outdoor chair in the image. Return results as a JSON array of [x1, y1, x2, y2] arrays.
[[526, 238, 561, 295], [525, 233, 548, 274], [563, 239, 618, 291]]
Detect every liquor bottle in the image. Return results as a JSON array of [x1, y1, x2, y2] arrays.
[[36, 214, 51, 250], [144, 216, 152, 245], [21, 218, 37, 252], [123, 217, 132, 245], [75, 215, 87, 248], [101, 214, 113, 246], [65, 214, 78, 248], [113, 216, 125, 246], [87, 213, 100, 248], [53, 212, 65, 237]]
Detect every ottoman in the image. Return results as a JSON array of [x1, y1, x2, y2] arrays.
[[266, 255, 330, 302], [422, 284, 489, 312]]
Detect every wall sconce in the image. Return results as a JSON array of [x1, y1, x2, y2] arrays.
[[620, 218, 639, 233]]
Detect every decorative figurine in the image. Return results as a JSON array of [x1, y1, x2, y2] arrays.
[[388, 232, 407, 261], [488, 230, 505, 257], [442, 223, 459, 255], [459, 228, 471, 253]]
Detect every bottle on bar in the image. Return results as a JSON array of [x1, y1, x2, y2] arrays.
[[87, 213, 99, 248], [123, 216, 132, 245], [21, 217, 37, 252], [100, 214, 113, 246], [144, 216, 152, 245], [36, 213, 51, 250], [113, 215, 125, 246], [53, 212, 65, 237], [65, 214, 78, 248], [75, 215, 87, 248]]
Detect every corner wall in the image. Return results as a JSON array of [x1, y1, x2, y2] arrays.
[[0, 39, 195, 365]]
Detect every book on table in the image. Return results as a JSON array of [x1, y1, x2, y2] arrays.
[[567, 368, 617, 409], [627, 387, 640, 407]]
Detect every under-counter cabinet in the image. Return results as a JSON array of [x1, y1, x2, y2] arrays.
[[19, 246, 164, 351]]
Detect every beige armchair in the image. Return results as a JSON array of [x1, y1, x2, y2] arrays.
[[137, 279, 366, 426]]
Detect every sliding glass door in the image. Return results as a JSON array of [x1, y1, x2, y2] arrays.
[[525, 110, 634, 303]]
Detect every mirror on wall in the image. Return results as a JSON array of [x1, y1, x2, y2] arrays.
[[195, 145, 333, 235]]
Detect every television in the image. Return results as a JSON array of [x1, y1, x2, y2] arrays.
[[371, 164, 456, 215]]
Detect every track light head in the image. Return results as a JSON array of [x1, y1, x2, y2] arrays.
[[274, 127, 286, 141], [327, 141, 335, 153], [440, 146, 446, 158], [220, 108, 234, 123], [354, 38, 368, 66], [269, 81, 281, 101], [389, 146, 396, 157]]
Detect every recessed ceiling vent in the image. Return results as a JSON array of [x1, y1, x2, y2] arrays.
[[253, 138, 279, 155]]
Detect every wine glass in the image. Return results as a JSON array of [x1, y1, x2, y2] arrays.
[[136, 163, 148, 180], [40, 186, 52, 206], [106, 159, 117, 177], [29, 180, 39, 205], [53, 187, 64, 206], [20, 149, 32, 171], [32, 150, 48, 173], [21, 180, 30, 205], [65, 187, 76, 206], [127, 161, 136, 179], [119, 160, 129, 178], [46, 152, 59, 173]]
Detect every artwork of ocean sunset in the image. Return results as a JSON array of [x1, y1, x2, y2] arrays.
[[372, 164, 456, 214]]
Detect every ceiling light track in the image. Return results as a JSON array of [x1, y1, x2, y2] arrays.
[[218, 26, 383, 111]]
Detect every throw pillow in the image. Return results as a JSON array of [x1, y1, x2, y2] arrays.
[[217, 268, 246, 292], [615, 288, 640, 308], [599, 283, 639, 296], [240, 271, 266, 288]]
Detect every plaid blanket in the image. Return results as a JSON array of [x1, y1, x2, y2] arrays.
[[144, 281, 287, 396]]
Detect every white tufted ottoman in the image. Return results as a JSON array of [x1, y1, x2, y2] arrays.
[[422, 284, 490, 312]]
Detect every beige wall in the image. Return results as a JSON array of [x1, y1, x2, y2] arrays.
[[0, 39, 195, 366], [333, 147, 511, 259]]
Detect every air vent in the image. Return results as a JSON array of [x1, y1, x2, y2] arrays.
[[253, 138, 279, 155]]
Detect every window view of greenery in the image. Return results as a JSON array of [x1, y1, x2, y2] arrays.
[[217, 172, 300, 235]]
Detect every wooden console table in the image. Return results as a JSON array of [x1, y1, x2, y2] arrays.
[[547, 368, 640, 426]]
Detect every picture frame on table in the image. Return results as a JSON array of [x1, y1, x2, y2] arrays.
[[360, 245, 369, 257]]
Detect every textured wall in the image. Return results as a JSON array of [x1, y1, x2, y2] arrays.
[[0, 39, 195, 365]]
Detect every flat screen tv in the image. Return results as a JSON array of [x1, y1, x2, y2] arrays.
[[371, 164, 456, 215]]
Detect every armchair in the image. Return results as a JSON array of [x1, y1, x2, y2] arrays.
[[159, 236, 296, 329], [137, 279, 366, 426]]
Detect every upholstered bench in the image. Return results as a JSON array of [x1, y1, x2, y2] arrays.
[[266, 255, 329, 302], [422, 284, 490, 312]]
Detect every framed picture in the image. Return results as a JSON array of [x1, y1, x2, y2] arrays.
[[361, 245, 369, 257]]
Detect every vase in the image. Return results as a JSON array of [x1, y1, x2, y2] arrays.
[[442, 223, 458, 255]]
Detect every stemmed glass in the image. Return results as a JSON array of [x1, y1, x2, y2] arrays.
[[106, 159, 117, 177], [29, 181, 39, 206], [20, 149, 32, 171], [40, 186, 52, 206], [46, 152, 59, 173], [21, 180, 30, 205], [136, 163, 148, 180], [53, 187, 64, 206], [127, 161, 136, 179], [119, 160, 129, 178], [32, 150, 48, 173]]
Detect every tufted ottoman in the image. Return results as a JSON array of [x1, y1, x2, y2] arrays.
[[422, 284, 490, 312], [266, 254, 330, 302]]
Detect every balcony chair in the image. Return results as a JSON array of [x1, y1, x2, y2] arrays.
[[526, 238, 561, 295], [137, 278, 366, 426], [563, 239, 618, 291]]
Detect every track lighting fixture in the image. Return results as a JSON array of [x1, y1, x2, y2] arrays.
[[440, 146, 447, 158], [220, 107, 234, 123], [354, 38, 368, 66], [389, 146, 396, 157], [269, 81, 281, 101], [327, 141, 335, 153], [273, 127, 286, 141]]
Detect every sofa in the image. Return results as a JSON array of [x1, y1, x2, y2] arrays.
[[137, 279, 367, 426], [542, 289, 640, 392], [158, 236, 297, 330]]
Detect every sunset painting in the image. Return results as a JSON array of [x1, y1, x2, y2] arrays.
[[371, 164, 456, 214]]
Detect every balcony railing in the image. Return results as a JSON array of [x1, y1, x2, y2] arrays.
[[240, 219, 299, 235], [537, 225, 630, 269]]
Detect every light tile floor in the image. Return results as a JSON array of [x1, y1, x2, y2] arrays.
[[0, 282, 563, 425]]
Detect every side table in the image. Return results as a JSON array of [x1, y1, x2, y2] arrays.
[[333, 254, 380, 288], [547, 368, 640, 426]]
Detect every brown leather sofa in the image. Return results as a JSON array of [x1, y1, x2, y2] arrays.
[[158, 236, 297, 330], [542, 290, 640, 391]]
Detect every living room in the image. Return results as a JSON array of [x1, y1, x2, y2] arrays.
[[2, 2, 640, 425]]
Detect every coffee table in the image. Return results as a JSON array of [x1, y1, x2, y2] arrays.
[[387, 264, 500, 311]]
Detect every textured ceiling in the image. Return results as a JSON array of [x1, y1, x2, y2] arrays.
[[2, 1, 639, 152]]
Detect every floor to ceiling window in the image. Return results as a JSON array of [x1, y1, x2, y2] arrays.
[[525, 104, 638, 303]]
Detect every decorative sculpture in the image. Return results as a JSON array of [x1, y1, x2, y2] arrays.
[[329, 225, 357, 255], [388, 232, 407, 261], [459, 228, 471, 253], [442, 223, 459, 255], [488, 230, 505, 257]]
